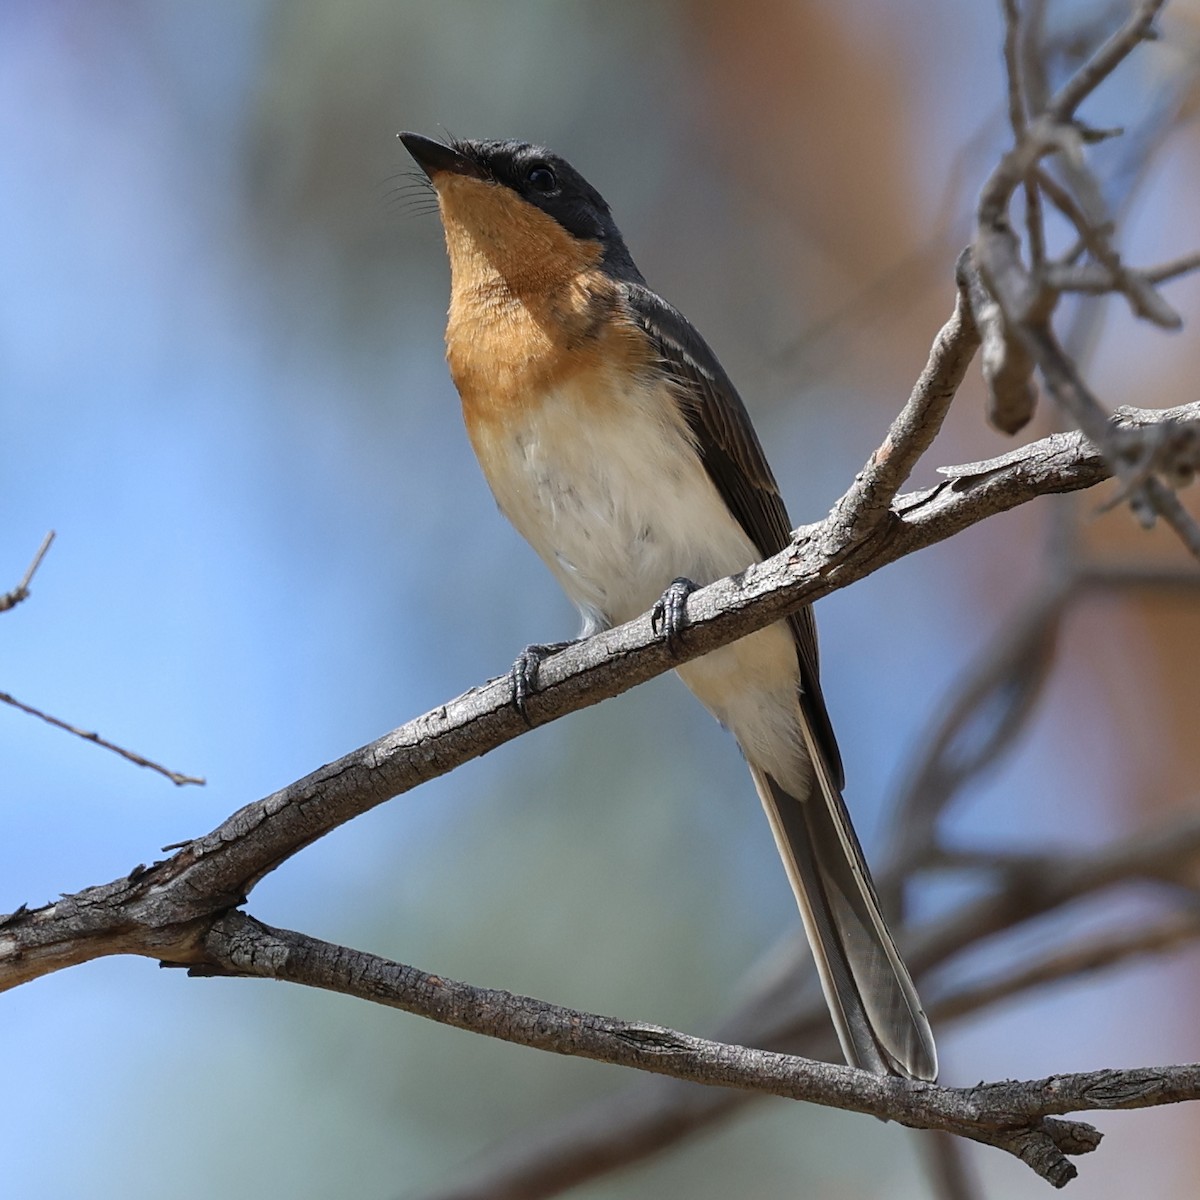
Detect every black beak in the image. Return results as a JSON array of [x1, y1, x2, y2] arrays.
[[398, 132, 486, 181]]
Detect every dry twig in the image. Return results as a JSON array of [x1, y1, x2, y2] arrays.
[[1, 530, 203, 786], [0, 691, 205, 788], [0, 531, 54, 613], [973, 0, 1200, 554]]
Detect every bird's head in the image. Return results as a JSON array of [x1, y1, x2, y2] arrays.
[[398, 133, 641, 290]]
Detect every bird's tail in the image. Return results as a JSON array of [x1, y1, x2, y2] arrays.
[[748, 739, 937, 1081]]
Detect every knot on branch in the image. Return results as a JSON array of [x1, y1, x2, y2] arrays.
[[196, 912, 291, 978], [1044, 1117, 1104, 1156], [977, 290, 1039, 434]]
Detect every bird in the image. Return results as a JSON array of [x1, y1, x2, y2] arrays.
[[399, 131, 937, 1082]]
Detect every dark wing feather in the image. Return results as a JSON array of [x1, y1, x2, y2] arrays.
[[621, 283, 845, 790]]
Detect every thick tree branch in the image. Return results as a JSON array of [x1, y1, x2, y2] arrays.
[[195, 909, 1200, 1190], [4, 393, 1183, 995]]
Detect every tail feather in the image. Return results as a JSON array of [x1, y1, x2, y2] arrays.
[[749, 736, 937, 1081]]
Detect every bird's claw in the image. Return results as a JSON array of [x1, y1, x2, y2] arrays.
[[510, 641, 574, 724], [651, 577, 698, 656]]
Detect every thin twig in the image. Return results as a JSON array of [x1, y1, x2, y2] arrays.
[[1045, 251, 1200, 295], [1002, 0, 1028, 141], [1046, 0, 1166, 123], [1146, 251, 1200, 285], [0, 531, 55, 613], [936, 912, 1200, 1022], [822, 257, 981, 550], [884, 579, 1070, 886], [0, 691, 205, 787], [1140, 477, 1200, 560], [1035, 166, 1182, 328], [1077, 563, 1200, 591], [1003, 0, 1048, 271]]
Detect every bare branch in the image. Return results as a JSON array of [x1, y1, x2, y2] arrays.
[[1145, 251, 1200, 285], [195, 902, 1200, 1194], [1044, 251, 1200, 296], [1046, 1, 1165, 124], [3, 391, 1182, 992], [936, 912, 1200, 1022], [960, 249, 1040, 434], [971, 0, 1200, 559], [1, 531, 204, 785], [1023, 327, 1200, 557], [1079, 562, 1200, 591], [1138, 477, 1200, 554], [1035, 165, 1184, 328], [1002, 0, 1048, 270], [198, 909, 1200, 1190], [884, 580, 1068, 881]]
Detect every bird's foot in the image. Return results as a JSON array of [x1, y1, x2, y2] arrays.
[[651, 577, 698, 656], [510, 640, 576, 724]]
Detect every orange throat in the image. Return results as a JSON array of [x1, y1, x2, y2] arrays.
[[433, 173, 640, 422]]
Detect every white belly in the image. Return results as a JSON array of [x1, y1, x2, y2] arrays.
[[471, 371, 811, 794], [477, 372, 760, 629]]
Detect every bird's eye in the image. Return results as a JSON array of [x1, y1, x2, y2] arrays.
[[526, 164, 557, 192]]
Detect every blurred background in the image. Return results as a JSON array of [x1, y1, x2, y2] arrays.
[[3, 2, 1200, 1197]]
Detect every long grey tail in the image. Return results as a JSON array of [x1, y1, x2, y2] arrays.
[[748, 738, 937, 1081]]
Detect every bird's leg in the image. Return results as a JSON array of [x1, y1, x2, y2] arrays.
[[651, 577, 698, 656], [510, 640, 577, 724]]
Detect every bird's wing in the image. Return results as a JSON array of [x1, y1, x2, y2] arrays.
[[621, 282, 844, 789]]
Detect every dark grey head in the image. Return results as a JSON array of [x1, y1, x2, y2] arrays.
[[398, 132, 643, 281]]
